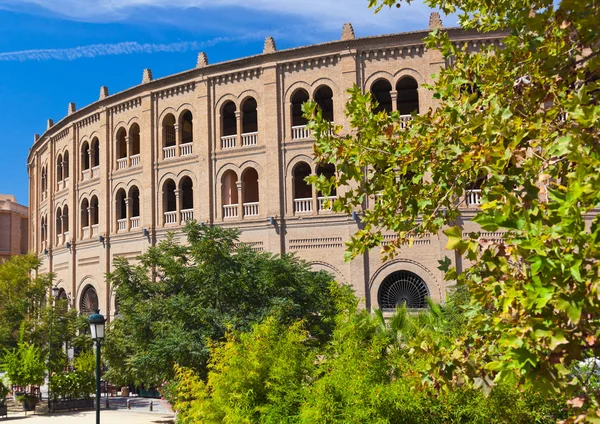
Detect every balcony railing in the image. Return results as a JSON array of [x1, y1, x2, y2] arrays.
[[292, 125, 311, 140], [294, 198, 312, 213], [64, 177, 69, 188], [466, 189, 482, 206], [117, 158, 127, 170], [223, 204, 238, 218], [243, 202, 259, 217], [318, 196, 337, 211], [64, 231, 69, 243], [130, 216, 140, 229], [41, 191, 47, 201], [241, 132, 258, 147], [82, 169, 90, 180], [82, 226, 90, 239], [130, 154, 141, 167], [180, 143, 193, 156], [91, 166, 100, 178], [181, 209, 193, 224], [117, 218, 127, 232], [163, 145, 176, 159], [399, 115, 413, 129], [57, 234, 63, 245], [57, 180, 63, 191], [221, 135, 236, 149], [164, 211, 177, 225], [92, 224, 99, 237]]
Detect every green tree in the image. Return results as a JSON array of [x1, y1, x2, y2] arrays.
[[306, 0, 600, 417], [104, 222, 348, 385]]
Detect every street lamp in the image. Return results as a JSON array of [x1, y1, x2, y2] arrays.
[[89, 310, 105, 424]]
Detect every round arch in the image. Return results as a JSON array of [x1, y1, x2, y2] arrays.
[[308, 261, 347, 284]]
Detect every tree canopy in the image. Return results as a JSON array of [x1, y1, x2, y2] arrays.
[[304, 0, 600, 418]]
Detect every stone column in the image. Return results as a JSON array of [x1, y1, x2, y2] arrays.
[[236, 180, 243, 218], [390, 90, 398, 112], [311, 170, 318, 216], [235, 111, 242, 148], [87, 207, 92, 239], [125, 135, 131, 167], [174, 189, 181, 224], [174, 123, 181, 155], [125, 198, 131, 231]]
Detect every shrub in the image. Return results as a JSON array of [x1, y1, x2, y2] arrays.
[[49, 371, 94, 401]]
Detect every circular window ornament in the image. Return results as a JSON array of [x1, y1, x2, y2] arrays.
[[377, 271, 429, 310], [80, 285, 99, 316]]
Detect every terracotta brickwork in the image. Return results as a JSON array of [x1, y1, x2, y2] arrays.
[[27, 17, 506, 319], [0, 195, 28, 261]]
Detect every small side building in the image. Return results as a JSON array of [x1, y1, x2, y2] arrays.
[[0, 195, 29, 261]]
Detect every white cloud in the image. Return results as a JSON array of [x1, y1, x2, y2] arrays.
[[0, 36, 257, 61], [0, 0, 441, 33]]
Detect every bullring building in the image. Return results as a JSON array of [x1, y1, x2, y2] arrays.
[[27, 14, 505, 319]]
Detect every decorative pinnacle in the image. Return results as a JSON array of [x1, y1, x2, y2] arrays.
[[142, 68, 153, 83], [429, 12, 443, 30], [341, 23, 355, 41], [196, 52, 208, 68], [47, 119, 54, 129], [99, 86, 109, 100], [263, 37, 276, 54], [68, 102, 76, 115], [34, 134, 40, 142]]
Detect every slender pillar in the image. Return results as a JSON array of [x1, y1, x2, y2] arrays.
[[235, 111, 242, 147], [390, 90, 398, 112]]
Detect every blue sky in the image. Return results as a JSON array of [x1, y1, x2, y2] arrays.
[[0, 0, 448, 206]]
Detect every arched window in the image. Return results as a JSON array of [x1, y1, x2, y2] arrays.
[[56, 207, 62, 241], [80, 285, 99, 316], [291, 89, 309, 127], [90, 196, 99, 226], [41, 166, 47, 194], [221, 171, 238, 218], [129, 186, 140, 219], [40, 216, 46, 244], [116, 128, 127, 160], [130, 124, 141, 159], [241, 98, 258, 134], [396, 76, 419, 115], [163, 179, 177, 225], [91, 138, 100, 168], [371, 79, 393, 114], [316, 164, 337, 209], [163, 114, 176, 147], [63, 151, 69, 179], [63, 205, 69, 235], [180, 111, 193, 145], [293, 162, 312, 200], [221, 101, 237, 137], [56, 154, 63, 183], [82, 142, 90, 171], [116, 189, 127, 220], [378, 271, 429, 310], [242, 168, 259, 217], [314, 86, 334, 122], [81, 198, 89, 229], [180, 177, 194, 211]]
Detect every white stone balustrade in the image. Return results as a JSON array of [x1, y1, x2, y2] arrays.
[[243, 202, 259, 217], [221, 135, 236, 149], [163, 145, 176, 159], [57, 234, 63, 245], [294, 198, 313, 213], [117, 158, 127, 170], [223, 204, 238, 218], [91, 166, 100, 178], [130, 216, 140, 229], [82, 226, 90, 239], [164, 211, 177, 225], [57, 180, 63, 191], [181, 209, 194, 223], [399, 115, 413, 129], [466, 189, 482, 206], [91, 224, 99, 236], [318, 196, 337, 211], [82, 169, 90, 180], [130, 154, 141, 167], [180, 143, 193, 156], [241, 132, 258, 147], [292, 125, 311, 140], [117, 218, 127, 232]]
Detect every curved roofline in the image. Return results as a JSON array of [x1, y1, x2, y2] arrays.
[[28, 26, 507, 162]]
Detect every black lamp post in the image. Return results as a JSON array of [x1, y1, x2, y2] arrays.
[[89, 310, 105, 424]]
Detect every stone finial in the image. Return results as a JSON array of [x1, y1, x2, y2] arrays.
[[429, 12, 443, 30], [263, 37, 276, 54], [68, 102, 76, 115], [99, 86, 109, 100], [47, 119, 54, 130], [142, 68, 153, 84], [196, 52, 208, 68], [341, 22, 355, 41], [34, 134, 40, 142]]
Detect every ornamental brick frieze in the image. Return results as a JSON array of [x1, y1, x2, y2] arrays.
[[361, 45, 425, 61], [51, 127, 70, 143], [110, 97, 141, 115], [154, 82, 196, 100], [212, 68, 262, 85], [76, 113, 100, 129], [281, 55, 339, 73]]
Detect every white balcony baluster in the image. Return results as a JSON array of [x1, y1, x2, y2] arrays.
[[241, 132, 258, 147], [117, 218, 127, 232], [91, 224, 99, 236], [91, 166, 100, 178], [318, 196, 337, 211], [163, 145, 176, 159], [164, 211, 177, 225], [82, 226, 90, 239], [294, 198, 313, 213], [180, 143, 193, 156], [181, 209, 194, 224], [399, 115, 413, 129], [243, 202, 259, 217], [57, 234, 63, 245], [117, 158, 127, 170], [223, 204, 238, 218], [466, 189, 482, 206], [130, 216, 140, 229], [292, 125, 311, 140], [130, 154, 141, 167], [64, 232, 69, 243], [82, 169, 90, 180], [221, 135, 237, 149]]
